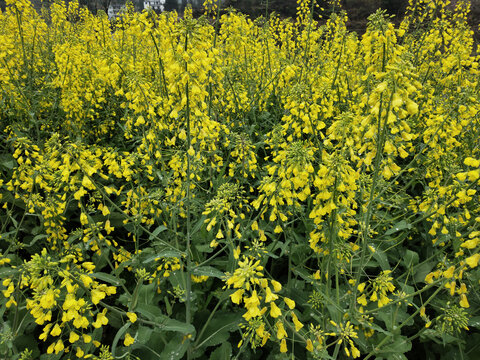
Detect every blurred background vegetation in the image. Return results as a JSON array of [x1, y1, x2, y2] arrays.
[[1, 0, 479, 40]]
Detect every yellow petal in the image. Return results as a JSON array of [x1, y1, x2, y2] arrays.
[[124, 332, 135, 346], [127, 312, 137, 323], [284, 297, 295, 309], [270, 302, 282, 318]]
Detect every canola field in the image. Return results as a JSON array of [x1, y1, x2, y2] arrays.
[[1, 0, 480, 359]]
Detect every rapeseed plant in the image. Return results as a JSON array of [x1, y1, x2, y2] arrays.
[[0, 0, 479, 358]]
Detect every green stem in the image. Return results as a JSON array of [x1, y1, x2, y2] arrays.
[[184, 28, 193, 359]]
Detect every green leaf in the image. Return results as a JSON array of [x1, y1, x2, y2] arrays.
[[468, 316, 480, 329], [144, 249, 183, 263], [370, 245, 390, 270], [196, 311, 242, 348], [150, 314, 195, 335], [149, 225, 167, 240], [192, 266, 224, 279], [136, 303, 164, 319], [380, 336, 411, 355], [92, 272, 125, 286], [414, 261, 435, 283], [159, 334, 189, 360], [210, 342, 232, 360], [403, 250, 419, 267], [385, 220, 412, 236], [0, 154, 15, 169]]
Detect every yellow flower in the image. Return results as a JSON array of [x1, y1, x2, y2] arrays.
[[104, 220, 114, 234], [91, 288, 106, 304], [357, 283, 366, 292], [265, 286, 278, 303], [280, 338, 288, 353], [443, 266, 455, 279], [93, 309, 109, 328], [271, 280, 282, 292], [459, 294, 469, 308], [284, 297, 295, 309], [276, 321, 287, 339], [80, 274, 93, 288], [54, 339, 64, 354], [466, 254, 480, 268], [291, 311, 304, 331], [233, 246, 241, 259], [357, 294, 367, 306], [80, 212, 88, 225], [83, 334, 92, 343], [50, 323, 62, 336], [124, 332, 135, 346], [306, 338, 314, 351], [270, 302, 282, 318], [69, 331, 80, 343], [230, 289, 244, 304], [39, 289, 57, 309], [127, 312, 137, 323]]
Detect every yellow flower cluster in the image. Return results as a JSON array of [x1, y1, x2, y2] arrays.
[[0, 0, 479, 358]]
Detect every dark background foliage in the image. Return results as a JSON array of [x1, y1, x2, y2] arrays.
[[1, 0, 479, 42]]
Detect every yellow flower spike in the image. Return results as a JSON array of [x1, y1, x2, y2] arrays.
[[284, 297, 295, 309], [459, 294, 470, 308], [280, 338, 288, 353], [270, 302, 282, 318], [127, 312, 137, 323], [124, 332, 135, 346]]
